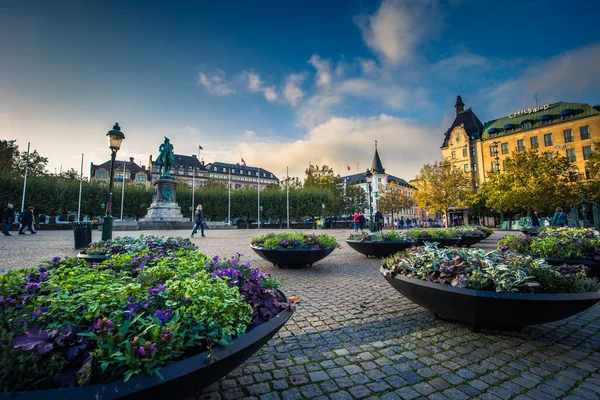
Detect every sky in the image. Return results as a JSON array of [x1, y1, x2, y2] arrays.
[[1, 0, 600, 181]]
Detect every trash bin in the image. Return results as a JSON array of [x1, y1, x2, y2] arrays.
[[73, 222, 92, 249]]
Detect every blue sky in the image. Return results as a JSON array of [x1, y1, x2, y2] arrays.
[[1, 0, 599, 180]]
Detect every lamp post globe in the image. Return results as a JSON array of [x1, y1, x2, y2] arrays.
[[364, 169, 374, 232], [102, 123, 125, 241]]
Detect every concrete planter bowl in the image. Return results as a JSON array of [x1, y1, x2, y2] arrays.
[[76, 253, 111, 265], [456, 235, 485, 247], [0, 291, 294, 400], [380, 266, 600, 331], [251, 246, 335, 268], [544, 258, 600, 279], [414, 238, 461, 248], [346, 240, 416, 258]]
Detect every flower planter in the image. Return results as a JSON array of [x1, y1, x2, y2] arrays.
[[544, 258, 600, 278], [346, 240, 416, 258], [456, 235, 484, 247], [251, 246, 335, 268], [76, 253, 110, 265], [520, 230, 540, 236], [414, 238, 461, 248], [0, 291, 294, 400], [381, 267, 600, 331]]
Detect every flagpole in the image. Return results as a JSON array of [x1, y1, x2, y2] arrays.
[[20, 142, 30, 213], [120, 160, 126, 221], [286, 167, 290, 229], [228, 163, 231, 226], [77, 153, 84, 222], [191, 166, 195, 222], [257, 167, 261, 229]]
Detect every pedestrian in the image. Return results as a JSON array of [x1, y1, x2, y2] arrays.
[[530, 210, 540, 228], [375, 210, 383, 231], [191, 204, 205, 238], [353, 212, 360, 232], [2, 203, 14, 236], [358, 213, 365, 231], [551, 207, 568, 227], [400, 218, 404, 229], [19, 206, 37, 234]]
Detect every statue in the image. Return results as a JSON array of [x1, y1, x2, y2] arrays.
[[156, 137, 176, 177]]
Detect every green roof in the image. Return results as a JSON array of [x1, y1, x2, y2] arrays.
[[481, 102, 600, 140]]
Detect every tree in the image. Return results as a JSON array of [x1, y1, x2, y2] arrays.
[[413, 160, 475, 224], [55, 168, 82, 181], [280, 175, 302, 189], [377, 181, 416, 223], [582, 141, 600, 204], [0, 140, 18, 173], [304, 164, 344, 217], [15, 149, 48, 177], [478, 149, 580, 215], [342, 183, 368, 216]]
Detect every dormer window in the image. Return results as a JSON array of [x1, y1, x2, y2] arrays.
[[213, 167, 217, 171], [522, 120, 532, 130], [560, 109, 574, 121], [504, 124, 514, 133], [540, 115, 551, 126]]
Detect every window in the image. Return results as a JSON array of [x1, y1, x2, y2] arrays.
[[491, 162, 499, 172], [248, 171, 251, 175], [490, 146, 498, 156], [581, 126, 590, 140], [542, 119, 551, 126], [501, 143, 509, 155], [517, 139, 525, 151], [472, 163, 477, 172], [222, 168, 226, 172], [378, 178, 382, 183], [471, 147, 476, 156], [566, 149, 576, 162], [585, 167, 591, 180], [270, 174, 273, 178], [232, 169, 235, 174], [544, 133, 553, 146], [530, 136, 539, 149], [213, 167, 217, 171], [96, 171, 107, 179], [522, 121, 532, 129], [451, 151, 456, 159], [463, 164, 469, 172], [562, 114, 573, 121], [136, 175, 146, 181], [583, 145, 592, 160], [564, 129, 574, 143], [462, 148, 467, 157]]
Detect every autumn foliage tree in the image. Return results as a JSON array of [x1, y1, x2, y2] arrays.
[[377, 181, 415, 222], [413, 160, 475, 223]]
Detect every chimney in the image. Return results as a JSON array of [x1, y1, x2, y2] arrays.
[[201, 158, 205, 166], [192, 154, 197, 159], [129, 157, 134, 163], [141, 165, 146, 170]]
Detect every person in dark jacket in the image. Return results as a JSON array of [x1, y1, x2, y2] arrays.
[[530, 210, 540, 228], [2, 204, 14, 236], [191, 204, 205, 238], [551, 207, 568, 227], [19, 206, 37, 234], [375, 210, 383, 231]]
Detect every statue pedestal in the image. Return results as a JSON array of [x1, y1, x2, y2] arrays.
[[139, 178, 186, 222]]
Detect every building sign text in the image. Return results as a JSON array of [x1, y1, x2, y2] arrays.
[[509, 104, 549, 118]]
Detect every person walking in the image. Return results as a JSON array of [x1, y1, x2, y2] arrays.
[[353, 212, 360, 232], [2, 204, 14, 236], [191, 204, 205, 238], [375, 210, 383, 232], [19, 206, 37, 234], [358, 213, 365, 231], [551, 207, 568, 227], [530, 210, 540, 229]]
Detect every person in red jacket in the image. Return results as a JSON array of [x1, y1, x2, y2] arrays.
[[353, 212, 360, 232]]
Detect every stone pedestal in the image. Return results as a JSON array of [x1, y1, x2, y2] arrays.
[[140, 178, 186, 222]]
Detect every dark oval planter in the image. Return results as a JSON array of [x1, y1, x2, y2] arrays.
[[520, 230, 540, 236], [456, 235, 485, 247], [0, 291, 294, 400], [544, 258, 600, 278], [380, 266, 600, 331], [414, 238, 461, 248], [76, 253, 111, 265], [251, 246, 335, 268], [346, 240, 416, 258]]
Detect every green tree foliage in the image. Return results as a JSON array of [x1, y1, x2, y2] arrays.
[[582, 141, 600, 204], [304, 164, 344, 216], [413, 160, 475, 220], [478, 149, 580, 214], [0, 140, 48, 177], [342, 183, 368, 215], [377, 181, 416, 221]]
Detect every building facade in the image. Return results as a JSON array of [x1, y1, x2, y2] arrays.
[[90, 157, 152, 188], [342, 144, 418, 223]]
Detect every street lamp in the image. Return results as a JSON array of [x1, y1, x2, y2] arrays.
[[102, 123, 125, 241], [259, 205, 263, 228], [365, 169, 374, 232]]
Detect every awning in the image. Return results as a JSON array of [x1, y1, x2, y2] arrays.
[[504, 124, 514, 130], [560, 109, 573, 116], [488, 128, 498, 134], [539, 114, 551, 121]]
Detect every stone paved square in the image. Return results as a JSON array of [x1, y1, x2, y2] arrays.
[[2, 228, 600, 399]]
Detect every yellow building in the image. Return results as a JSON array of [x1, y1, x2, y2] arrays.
[[441, 96, 600, 183]]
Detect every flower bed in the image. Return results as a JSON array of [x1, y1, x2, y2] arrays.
[[452, 227, 486, 247], [346, 231, 415, 258], [0, 237, 293, 394], [250, 232, 340, 268], [498, 228, 600, 277], [80, 235, 196, 256], [381, 245, 600, 330], [406, 229, 461, 247]]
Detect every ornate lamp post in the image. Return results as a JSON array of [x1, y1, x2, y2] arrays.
[[102, 123, 125, 241], [365, 169, 374, 232]]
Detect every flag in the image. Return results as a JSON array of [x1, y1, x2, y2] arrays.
[[198, 145, 203, 150], [241, 158, 246, 166], [346, 165, 351, 171]]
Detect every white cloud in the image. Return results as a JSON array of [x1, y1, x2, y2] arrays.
[[232, 114, 441, 180], [356, 0, 436, 66], [246, 72, 278, 102], [242, 130, 257, 139], [197, 70, 235, 95], [308, 55, 333, 88], [486, 42, 600, 116], [283, 73, 305, 106]]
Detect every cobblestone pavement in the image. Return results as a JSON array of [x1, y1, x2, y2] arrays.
[[1, 229, 600, 399]]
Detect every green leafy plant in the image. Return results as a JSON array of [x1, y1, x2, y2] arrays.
[[406, 228, 460, 240], [347, 231, 411, 242], [251, 232, 341, 250]]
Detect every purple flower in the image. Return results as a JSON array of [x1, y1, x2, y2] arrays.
[[235, 252, 243, 257], [50, 256, 61, 264], [280, 240, 289, 247], [138, 346, 147, 357], [183, 296, 191, 302], [123, 303, 138, 319], [149, 343, 158, 354], [106, 319, 113, 330], [32, 306, 48, 319], [230, 259, 238, 267], [38, 265, 47, 273], [39, 272, 50, 282], [161, 329, 174, 342], [25, 282, 41, 291], [94, 318, 103, 330]]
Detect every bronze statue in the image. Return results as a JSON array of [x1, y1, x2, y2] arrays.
[[156, 137, 176, 177]]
